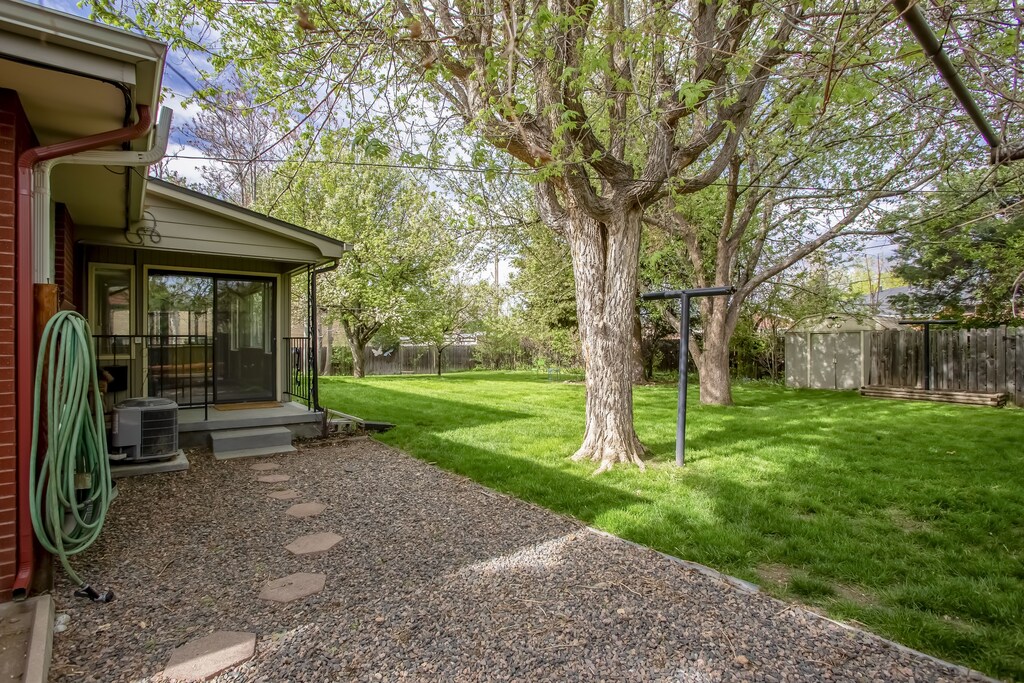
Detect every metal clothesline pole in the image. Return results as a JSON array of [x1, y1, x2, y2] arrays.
[[641, 285, 735, 466]]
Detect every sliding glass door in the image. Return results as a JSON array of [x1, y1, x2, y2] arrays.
[[214, 278, 275, 402], [148, 272, 276, 404]]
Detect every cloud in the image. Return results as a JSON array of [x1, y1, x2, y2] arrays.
[[161, 143, 207, 186]]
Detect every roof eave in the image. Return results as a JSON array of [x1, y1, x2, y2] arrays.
[[145, 179, 351, 261]]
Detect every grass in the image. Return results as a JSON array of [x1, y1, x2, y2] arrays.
[[319, 371, 1024, 680]]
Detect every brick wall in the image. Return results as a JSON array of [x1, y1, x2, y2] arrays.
[[54, 204, 74, 309], [0, 89, 36, 596]]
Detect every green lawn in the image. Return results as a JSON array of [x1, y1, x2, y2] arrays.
[[319, 371, 1024, 680]]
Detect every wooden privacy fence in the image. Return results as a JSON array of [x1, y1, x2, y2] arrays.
[[867, 327, 1023, 406], [361, 344, 476, 376]]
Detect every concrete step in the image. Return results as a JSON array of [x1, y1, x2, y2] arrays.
[[210, 426, 293, 455], [110, 450, 189, 479], [213, 444, 297, 461]]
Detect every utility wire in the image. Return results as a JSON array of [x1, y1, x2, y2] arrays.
[[161, 156, 1021, 195]]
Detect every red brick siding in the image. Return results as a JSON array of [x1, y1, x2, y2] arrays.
[[54, 204, 74, 309], [0, 89, 36, 596]]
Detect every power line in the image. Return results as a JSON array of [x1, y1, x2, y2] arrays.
[[164, 154, 1016, 195]]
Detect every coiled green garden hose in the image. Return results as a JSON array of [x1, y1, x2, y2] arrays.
[[29, 310, 113, 598]]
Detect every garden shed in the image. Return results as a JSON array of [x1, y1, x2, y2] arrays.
[[785, 314, 899, 390]]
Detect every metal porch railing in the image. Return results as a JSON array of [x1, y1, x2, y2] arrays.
[[284, 336, 317, 408], [93, 334, 211, 419]]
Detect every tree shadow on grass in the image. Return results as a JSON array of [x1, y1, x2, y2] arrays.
[[319, 379, 646, 523], [622, 386, 1024, 680]]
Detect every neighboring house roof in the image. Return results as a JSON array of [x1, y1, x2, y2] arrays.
[[858, 285, 913, 317], [0, 0, 166, 229]]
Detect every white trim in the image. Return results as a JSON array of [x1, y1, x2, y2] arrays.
[[0, 0, 167, 67], [0, 32, 137, 84]]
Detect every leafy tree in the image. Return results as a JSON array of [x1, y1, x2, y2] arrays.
[[889, 175, 1024, 323], [407, 279, 489, 375], [93, 0, 1021, 469], [264, 136, 460, 377]]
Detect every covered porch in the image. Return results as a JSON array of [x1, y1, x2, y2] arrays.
[[77, 178, 348, 443]]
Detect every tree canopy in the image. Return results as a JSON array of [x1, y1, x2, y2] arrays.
[[890, 172, 1024, 322], [93, 0, 1024, 470], [263, 134, 462, 376]]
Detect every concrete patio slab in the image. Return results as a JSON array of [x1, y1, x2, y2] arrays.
[[268, 489, 300, 500], [0, 594, 53, 683], [250, 463, 281, 471], [162, 631, 255, 681], [259, 573, 327, 603], [284, 532, 343, 556], [285, 502, 326, 518], [110, 451, 188, 479], [256, 474, 290, 483]]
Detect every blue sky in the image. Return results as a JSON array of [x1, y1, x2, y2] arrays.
[[26, 0, 208, 181]]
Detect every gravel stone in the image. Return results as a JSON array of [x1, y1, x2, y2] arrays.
[[50, 440, 991, 682], [250, 463, 281, 472]]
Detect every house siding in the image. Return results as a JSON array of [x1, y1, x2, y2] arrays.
[[83, 245, 288, 275], [76, 192, 326, 264], [0, 89, 36, 595], [55, 204, 75, 309]]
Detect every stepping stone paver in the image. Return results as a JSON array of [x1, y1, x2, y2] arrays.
[[256, 474, 290, 483], [250, 463, 281, 471], [259, 572, 326, 603], [286, 502, 327, 518], [268, 489, 300, 500], [285, 532, 343, 556], [162, 631, 256, 681]]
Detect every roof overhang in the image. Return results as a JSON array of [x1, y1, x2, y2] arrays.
[[70, 178, 354, 266], [0, 0, 166, 229], [144, 179, 350, 263]]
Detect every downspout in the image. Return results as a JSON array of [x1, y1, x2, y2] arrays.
[[311, 259, 341, 415], [13, 104, 155, 600], [33, 107, 173, 282]]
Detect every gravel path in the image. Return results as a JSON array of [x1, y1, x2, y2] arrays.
[[50, 439, 990, 682]]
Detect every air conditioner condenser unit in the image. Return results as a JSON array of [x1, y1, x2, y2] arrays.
[[110, 397, 179, 462]]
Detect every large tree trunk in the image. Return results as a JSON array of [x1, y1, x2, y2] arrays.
[[692, 298, 740, 405], [565, 202, 647, 472], [696, 331, 732, 405], [349, 337, 366, 378], [339, 318, 368, 378]]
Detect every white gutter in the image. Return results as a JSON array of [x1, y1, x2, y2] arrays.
[[32, 106, 172, 283]]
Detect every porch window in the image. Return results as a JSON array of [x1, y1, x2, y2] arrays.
[[89, 264, 133, 356]]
